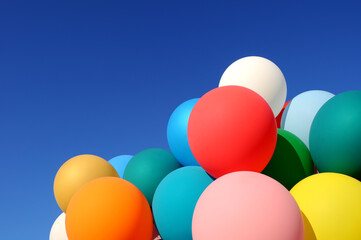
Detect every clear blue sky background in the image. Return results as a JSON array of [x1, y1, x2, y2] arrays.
[[0, 1, 360, 239]]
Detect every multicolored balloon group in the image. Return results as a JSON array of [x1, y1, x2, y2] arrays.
[[50, 56, 361, 240]]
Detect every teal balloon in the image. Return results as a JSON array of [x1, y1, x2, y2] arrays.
[[167, 98, 200, 166], [262, 129, 314, 190], [152, 166, 213, 240], [123, 148, 182, 206], [108, 155, 133, 178], [310, 90, 361, 180]]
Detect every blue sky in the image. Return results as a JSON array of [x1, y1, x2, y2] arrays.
[[0, 1, 360, 239]]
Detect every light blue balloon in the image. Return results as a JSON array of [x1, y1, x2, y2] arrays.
[[108, 155, 133, 178], [167, 98, 199, 166], [281, 90, 334, 149], [152, 166, 213, 240]]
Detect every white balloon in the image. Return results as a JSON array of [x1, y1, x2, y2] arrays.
[[219, 56, 287, 116], [49, 213, 68, 240]]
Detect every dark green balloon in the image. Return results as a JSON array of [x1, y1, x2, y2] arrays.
[[310, 90, 361, 180], [123, 148, 182, 206], [262, 129, 314, 190]]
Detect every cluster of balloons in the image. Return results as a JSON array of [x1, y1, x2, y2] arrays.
[[50, 56, 361, 240]]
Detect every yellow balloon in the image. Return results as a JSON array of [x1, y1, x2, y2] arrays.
[[54, 154, 119, 212], [290, 173, 361, 240]]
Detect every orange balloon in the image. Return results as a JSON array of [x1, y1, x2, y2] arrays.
[[66, 177, 153, 240]]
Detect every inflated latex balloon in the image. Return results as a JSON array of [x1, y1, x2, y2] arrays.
[[262, 129, 314, 190], [167, 98, 200, 166], [152, 166, 213, 240], [219, 56, 287, 116], [310, 90, 361, 180], [108, 155, 133, 178], [66, 177, 153, 240], [123, 148, 182, 206], [50, 213, 68, 240], [276, 100, 290, 128], [188, 86, 277, 178], [54, 154, 119, 212], [290, 173, 361, 240], [192, 171, 304, 240], [281, 90, 334, 148], [152, 224, 160, 240]]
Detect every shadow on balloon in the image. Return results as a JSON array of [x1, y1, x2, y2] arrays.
[[301, 211, 316, 240]]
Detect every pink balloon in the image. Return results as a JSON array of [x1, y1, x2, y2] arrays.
[[152, 224, 161, 240], [192, 171, 304, 240]]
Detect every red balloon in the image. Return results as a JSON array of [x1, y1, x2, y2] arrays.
[[276, 100, 291, 128], [188, 86, 277, 178]]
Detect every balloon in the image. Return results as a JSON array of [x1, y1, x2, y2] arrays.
[[262, 129, 314, 190], [167, 98, 200, 166], [66, 177, 153, 240], [281, 90, 334, 148], [152, 224, 160, 240], [152, 166, 213, 240], [192, 171, 304, 240], [276, 100, 290, 128], [50, 213, 68, 240], [123, 148, 182, 206], [108, 155, 133, 178], [54, 154, 119, 212], [310, 90, 361, 180], [290, 173, 361, 239], [188, 86, 277, 178], [219, 56, 287, 116]]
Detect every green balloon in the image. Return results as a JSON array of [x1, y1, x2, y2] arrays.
[[262, 129, 314, 190], [123, 148, 182, 206], [310, 90, 361, 180]]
